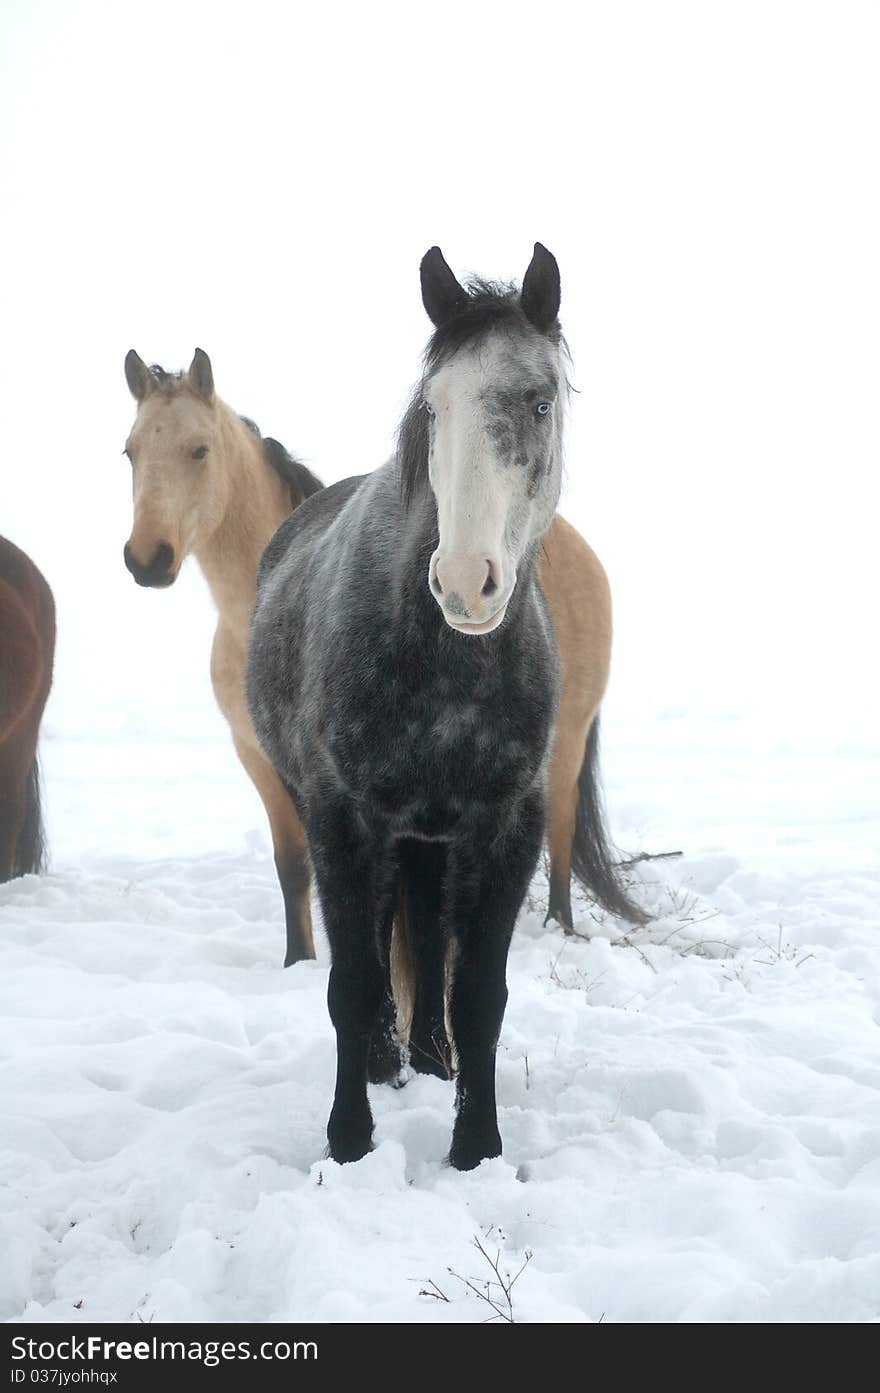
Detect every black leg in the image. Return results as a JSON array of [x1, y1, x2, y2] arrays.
[[309, 803, 390, 1163], [367, 934, 405, 1085], [326, 950, 385, 1161], [398, 838, 452, 1079], [448, 793, 544, 1171], [545, 864, 574, 934]]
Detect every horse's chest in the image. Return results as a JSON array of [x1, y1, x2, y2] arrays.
[[324, 660, 554, 837]]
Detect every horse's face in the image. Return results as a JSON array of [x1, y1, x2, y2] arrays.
[[419, 245, 565, 635], [122, 349, 228, 588]]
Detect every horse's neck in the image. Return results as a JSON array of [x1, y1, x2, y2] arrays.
[[195, 409, 290, 638]]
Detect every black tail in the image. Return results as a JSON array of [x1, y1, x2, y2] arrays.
[[570, 718, 649, 925], [13, 754, 47, 877]]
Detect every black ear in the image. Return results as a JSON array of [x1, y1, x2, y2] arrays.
[[420, 246, 469, 327], [124, 349, 153, 402], [188, 347, 214, 401], [520, 243, 561, 333]]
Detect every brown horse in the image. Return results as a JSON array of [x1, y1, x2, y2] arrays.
[[122, 348, 322, 964], [0, 538, 55, 882], [537, 519, 643, 929], [122, 348, 641, 963]]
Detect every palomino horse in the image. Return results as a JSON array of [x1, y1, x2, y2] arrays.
[[247, 244, 644, 1169], [0, 538, 55, 881], [122, 349, 321, 963]]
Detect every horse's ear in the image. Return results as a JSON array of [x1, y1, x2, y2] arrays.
[[188, 348, 215, 402], [520, 243, 561, 333], [124, 349, 153, 402], [420, 246, 469, 327]]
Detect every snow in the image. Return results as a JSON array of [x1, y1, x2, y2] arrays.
[[2, 0, 880, 1330], [3, 657, 879, 1323]]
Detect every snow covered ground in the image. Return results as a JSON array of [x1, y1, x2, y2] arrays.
[[2, 0, 879, 1331], [2, 618, 878, 1323]]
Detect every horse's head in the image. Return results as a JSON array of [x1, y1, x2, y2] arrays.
[[122, 348, 229, 587], [407, 243, 565, 635]]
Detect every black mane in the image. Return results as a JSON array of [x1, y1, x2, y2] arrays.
[[398, 278, 563, 509], [398, 387, 431, 511], [262, 436, 323, 509]]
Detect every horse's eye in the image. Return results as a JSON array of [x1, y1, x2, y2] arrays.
[[536, 402, 552, 417], [123, 446, 132, 461], [423, 401, 435, 418], [191, 445, 209, 460]]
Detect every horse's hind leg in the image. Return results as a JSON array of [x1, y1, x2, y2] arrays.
[[546, 708, 595, 933], [232, 737, 315, 965], [0, 788, 25, 882], [0, 592, 44, 882], [0, 733, 33, 882], [395, 839, 451, 1079], [367, 917, 404, 1086]]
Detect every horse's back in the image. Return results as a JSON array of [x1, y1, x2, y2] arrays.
[[0, 537, 55, 623]]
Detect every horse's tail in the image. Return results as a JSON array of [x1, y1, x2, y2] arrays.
[[389, 889, 416, 1047], [14, 751, 47, 878], [570, 716, 649, 925]]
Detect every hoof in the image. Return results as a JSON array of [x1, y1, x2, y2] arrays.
[[327, 1102, 373, 1163], [327, 1137, 374, 1164], [327, 1120, 374, 1165], [448, 1126, 502, 1172], [545, 906, 574, 935], [283, 944, 316, 968]]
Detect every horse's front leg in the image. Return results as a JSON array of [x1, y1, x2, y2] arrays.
[[448, 792, 544, 1171], [310, 808, 393, 1162]]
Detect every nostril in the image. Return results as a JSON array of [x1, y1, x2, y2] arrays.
[[430, 564, 444, 598], [481, 561, 498, 598], [155, 542, 174, 573], [124, 541, 175, 585]]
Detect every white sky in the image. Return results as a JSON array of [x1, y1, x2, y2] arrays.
[[2, 0, 879, 737]]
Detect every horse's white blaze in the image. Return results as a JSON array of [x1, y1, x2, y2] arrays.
[[427, 351, 513, 630], [424, 335, 564, 634]]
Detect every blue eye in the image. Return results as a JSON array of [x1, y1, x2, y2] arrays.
[[191, 445, 209, 460], [536, 402, 552, 417]]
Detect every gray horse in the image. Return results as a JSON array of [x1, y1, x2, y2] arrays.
[[247, 243, 638, 1169]]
